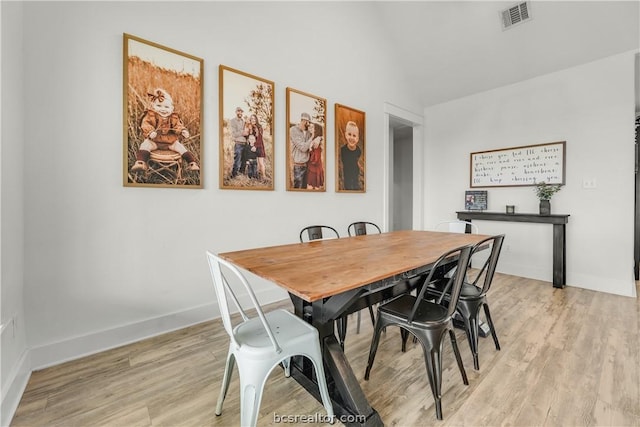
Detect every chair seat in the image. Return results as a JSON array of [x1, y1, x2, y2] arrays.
[[379, 294, 448, 324], [234, 309, 316, 353], [459, 283, 483, 298], [428, 279, 483, 298]]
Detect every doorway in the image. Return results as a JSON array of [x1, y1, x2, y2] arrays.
[[390, 122, 413, 230], [383, 103, 424, 231]]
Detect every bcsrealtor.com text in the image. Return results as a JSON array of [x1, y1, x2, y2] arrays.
[[273, 412, 366, 424]]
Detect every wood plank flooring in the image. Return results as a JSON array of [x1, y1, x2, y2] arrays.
[[10, 273, 640, 426]]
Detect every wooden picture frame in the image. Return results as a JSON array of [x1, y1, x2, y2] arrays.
[[123, 34, 203, 188], [470, 141, 566, 188], [285, 88, 327, 192], [335, 104, 366, 192], [219, 65, 275, 190]]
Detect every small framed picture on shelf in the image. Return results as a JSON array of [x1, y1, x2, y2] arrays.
[[465, 190, 487, 211]]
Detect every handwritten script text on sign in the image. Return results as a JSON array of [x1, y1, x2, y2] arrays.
[[470, 142, 565, 187]]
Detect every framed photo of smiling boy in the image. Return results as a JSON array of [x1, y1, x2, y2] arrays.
[[123, 34, 203, 188], [335, 104, 366, 192]]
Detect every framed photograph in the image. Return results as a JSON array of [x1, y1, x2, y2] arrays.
[[335, 104, 366, 192], [123, 33, 203, 188], [219, 65, 275, 190], [286, 88, 327, 192], [465, 190, 488, 211]]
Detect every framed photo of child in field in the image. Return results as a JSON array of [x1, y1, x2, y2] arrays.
[[123, 34, 203, 188], [286, 88, 327, 192], [335, 104, 366, 193], [219, 65, 275, 190]]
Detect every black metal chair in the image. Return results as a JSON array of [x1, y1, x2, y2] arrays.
[[346, 222, 382, 333], [424, 234, 505, 370], [364, 244, 474, 420], [299, 225, 340, 243], [299, 225, 354, 347], [347, 221, 382, 236]]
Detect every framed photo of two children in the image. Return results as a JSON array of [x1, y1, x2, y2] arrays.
[[123, 34, 203, 188], [335, 104, 366, 192]]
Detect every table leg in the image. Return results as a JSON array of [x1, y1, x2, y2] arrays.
[[552, 223, 566, 288], [288, 295, 383, 427], [326, 334, 383, 426]]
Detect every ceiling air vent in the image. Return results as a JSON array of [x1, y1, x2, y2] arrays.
[[501, 1, 531, 30]]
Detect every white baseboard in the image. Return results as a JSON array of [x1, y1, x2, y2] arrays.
[[1, 349, 31, 427], [29, 287, 289, 370], [567, 271, 637, 297], [497, 264, 637, 297], [1, 287, 288, 425]]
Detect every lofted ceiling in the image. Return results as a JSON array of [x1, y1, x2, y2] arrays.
[[371, 1, 640, 108]]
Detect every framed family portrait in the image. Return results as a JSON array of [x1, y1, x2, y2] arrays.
[[219, 65, 275, 190], [335, 104, 366, 192], [285, 88, 327, 192], [123, 33, 203, 188]]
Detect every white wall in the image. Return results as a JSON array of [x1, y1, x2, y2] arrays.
[[424, 51, 638, 297], [6, 1, 421, 370], [2, 1, 637, 422], [1, 2, 31, 425]]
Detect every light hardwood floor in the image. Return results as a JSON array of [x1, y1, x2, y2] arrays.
[[10, 273, 640, 426]]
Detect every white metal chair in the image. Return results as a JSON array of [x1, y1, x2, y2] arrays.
[[434, 221, 479, 280], [435, 220, 479, 234], [206, 251, 334, 427]]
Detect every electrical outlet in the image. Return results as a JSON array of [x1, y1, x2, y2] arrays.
[[583, 178, 597, 189]]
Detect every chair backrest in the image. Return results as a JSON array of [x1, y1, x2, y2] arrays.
[[411, 244, 473, 322], [435, 220, 479, 234], [205, 251, 282, 353], [299, 225, 340, 242], [347, 221, 382, 236], [466, 234, 505, 295]]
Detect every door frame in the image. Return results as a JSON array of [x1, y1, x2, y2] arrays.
[[382, 102, 424, 231], [635, 114, 639, 279]]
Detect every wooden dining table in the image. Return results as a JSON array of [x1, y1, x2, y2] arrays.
[[219, 230, 489, 427]]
